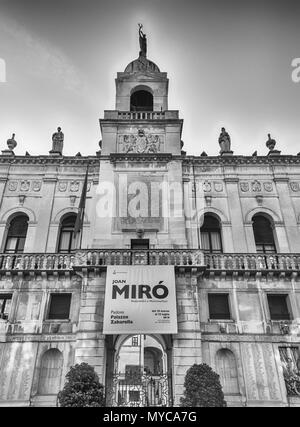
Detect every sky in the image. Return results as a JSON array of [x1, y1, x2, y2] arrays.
[[0, 0, 299, 157]]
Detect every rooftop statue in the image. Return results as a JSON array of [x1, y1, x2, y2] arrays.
[[51, 127, 64, 154], [219, 127, 231, 154], [7, 133, 17, 151], [138, 23, 147, 57]]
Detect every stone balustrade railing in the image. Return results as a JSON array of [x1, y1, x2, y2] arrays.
[[203, 253, 300, 271], [0, 251, 299, 271], [104, 110, 179, 120]]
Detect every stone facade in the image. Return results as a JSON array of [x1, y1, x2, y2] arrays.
[[0, 47, 300, 407]]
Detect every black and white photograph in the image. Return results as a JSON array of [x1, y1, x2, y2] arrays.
[[0, 0, 300, 413]]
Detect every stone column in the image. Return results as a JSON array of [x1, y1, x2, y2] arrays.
[[34, 177, 57, 252], [74, 271, 106, 383], [172, 270, 202, 405], [274, 177, 300, 252], [224, 178, 248, 252], [244, 222, 257, 252]]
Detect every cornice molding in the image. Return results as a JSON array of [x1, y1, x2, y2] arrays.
[[0, 156, 100, 166], [109, 153, 173, 163]]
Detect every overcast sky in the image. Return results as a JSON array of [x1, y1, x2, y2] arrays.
[[0, 0, 299, 156]]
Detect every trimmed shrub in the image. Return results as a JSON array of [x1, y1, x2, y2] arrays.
[[180, 363, 226, 407]]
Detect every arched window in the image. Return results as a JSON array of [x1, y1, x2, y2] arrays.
[[4, 214, 29, 253], [130, 90, 153, 111], [252, 215, 276, 253], [38, 349, 63, 395], [200, 214, 223, 253], [58, 215, 76, 253], [216, 349, 239, 395]]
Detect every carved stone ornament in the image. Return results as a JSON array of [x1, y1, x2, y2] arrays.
[[240, 182, 249, 192], [70, 181, 80, 192], [58, 181, 68, 192], [252, 180, 262, 192], [32, 181, 42, 192], [18, 194, 26, 206], [121, 130, 161, 154], [8, 181, 18, 191], [263, 182, 273, 192], [214, 182, 223, 192], [203, 181, 212, 192], [87, 182, 91, 192], [290, 182, 300, 192], [20, 180, 30, 191], [70, 195, 76, 206]]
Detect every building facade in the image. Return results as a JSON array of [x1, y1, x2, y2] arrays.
[[0, 38, 300, 407]]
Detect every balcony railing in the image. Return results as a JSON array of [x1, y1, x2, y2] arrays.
[[103, 110, 179, 121], [203, 253, 300, 271], [0, 251, 299, 271]]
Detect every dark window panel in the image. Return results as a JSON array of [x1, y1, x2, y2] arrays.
[[208, 294, 230, 320], [48, 294, 72, 320]]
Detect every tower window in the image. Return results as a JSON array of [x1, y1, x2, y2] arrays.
[[252, 215, 276, 253], [4, 214, 29, 253], [267, 294, 291, 320], [200, 214, 222, 253], [58, 215, 77, 253], [130, 90, 153, 111]]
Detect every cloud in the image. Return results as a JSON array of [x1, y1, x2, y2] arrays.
[[0, 13, 87, 94]]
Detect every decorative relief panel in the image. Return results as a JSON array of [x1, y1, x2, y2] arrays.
[[290, 182, 300, 192], [197, 180, 224, 193], [57, 181, 92, 193], [240, 181, 273, 193], [7, 180, 42, 192], [118, 129, 163, 154], [70, 181, 80, 192]]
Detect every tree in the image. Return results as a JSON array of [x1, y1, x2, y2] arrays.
[[57, 362, 105, 407], [180, 363, 226, 407]]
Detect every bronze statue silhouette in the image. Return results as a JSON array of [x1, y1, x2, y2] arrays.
[[138, 23, 147, 57]]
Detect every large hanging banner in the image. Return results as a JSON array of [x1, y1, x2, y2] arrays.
[[103, 265, 178, 334]]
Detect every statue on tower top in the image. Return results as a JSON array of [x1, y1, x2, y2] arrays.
[[138, 23, 147, 57]]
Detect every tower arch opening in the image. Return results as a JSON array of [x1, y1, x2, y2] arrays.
[[130, 88, 153, 112]]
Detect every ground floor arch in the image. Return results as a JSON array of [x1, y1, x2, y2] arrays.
[[105, 334, 173, 407]]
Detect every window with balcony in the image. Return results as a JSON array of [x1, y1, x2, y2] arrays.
[[267, 294, 291, 320], [130, 90, 153, 111], [4, 214, 29, 253], [0, 294, 12, 320], [131, 239, 149, 265], [200, 214, 223, 253], [47, 293, 72, 320], [208, 293, 231, 320], [57, 214, 77, 253], [252, 215, 276, 254]]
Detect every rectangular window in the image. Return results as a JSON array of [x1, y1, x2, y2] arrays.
[[208, 294, 230, 320], [0, 294, 12, 320], [268, 294, 290, 320], [132, 336, 139, 346], [48, 294, 71, 320]]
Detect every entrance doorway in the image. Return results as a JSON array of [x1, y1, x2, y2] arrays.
[[105, 334, 173, 407]]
